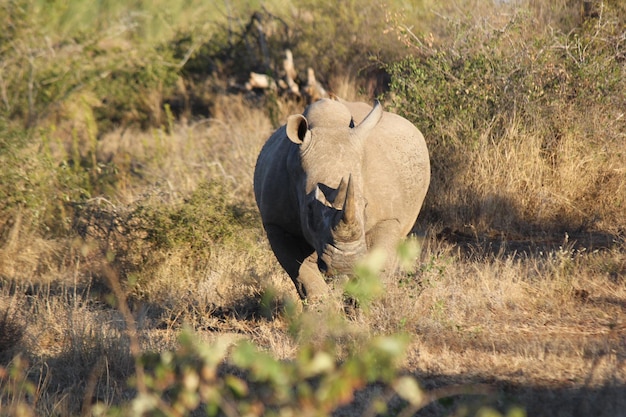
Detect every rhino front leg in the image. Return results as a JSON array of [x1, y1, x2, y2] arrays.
[[366, 219, 404, 281], [264, 224, 330, 300]]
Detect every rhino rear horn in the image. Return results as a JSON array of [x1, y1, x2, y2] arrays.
[[353, 100, 383, 139]]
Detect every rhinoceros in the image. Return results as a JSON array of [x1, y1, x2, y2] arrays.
[[253, 97, 430, 301]]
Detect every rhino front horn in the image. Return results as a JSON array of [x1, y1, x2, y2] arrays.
[[332, 175, 361, 242]]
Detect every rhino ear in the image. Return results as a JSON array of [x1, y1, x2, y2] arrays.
[[286, 114, 311, 145]]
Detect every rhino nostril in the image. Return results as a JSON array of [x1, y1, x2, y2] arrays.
[[317, 259, 328, 274]]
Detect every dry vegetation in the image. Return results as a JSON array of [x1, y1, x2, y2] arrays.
[[1, 0, 625, 416]]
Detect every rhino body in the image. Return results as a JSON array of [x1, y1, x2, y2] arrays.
[[254, 98, 430, 300]]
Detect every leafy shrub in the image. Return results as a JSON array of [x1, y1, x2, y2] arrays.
[[126, 329, 412, 417], [0, 0, 200, 237], [130, 180, 258, 255], [0, 0, 202, 132], [0, 120, 128, 238], [69, 177, 261, 308]]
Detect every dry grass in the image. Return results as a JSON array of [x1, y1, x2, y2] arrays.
[[363, 229, 626, 415], [455, 111, 626, 235], [4, 85, 625, 414]]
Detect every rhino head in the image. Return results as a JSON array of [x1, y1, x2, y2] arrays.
[[285, 98, 383, 277]]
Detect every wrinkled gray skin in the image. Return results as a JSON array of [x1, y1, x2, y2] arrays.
[[254, 98, 430, 300]]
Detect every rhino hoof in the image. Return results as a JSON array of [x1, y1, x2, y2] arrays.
[[317, 258, 328, 275]]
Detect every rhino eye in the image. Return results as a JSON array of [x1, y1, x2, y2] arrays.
[[349, 118, 355, 128]]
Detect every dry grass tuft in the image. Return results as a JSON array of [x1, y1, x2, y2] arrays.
[[455, 112, 626, 235], [0, 304, 25, 362]]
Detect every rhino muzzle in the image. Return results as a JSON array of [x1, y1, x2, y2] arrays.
[[312, 175, 362, 243], [312, 175, 367, 276], [318, 239, 367, 276]]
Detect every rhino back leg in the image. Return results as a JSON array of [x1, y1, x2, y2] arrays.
[[264, 224, 329, 300]]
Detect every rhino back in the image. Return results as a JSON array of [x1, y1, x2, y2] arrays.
[[362, 111, 430, 236]]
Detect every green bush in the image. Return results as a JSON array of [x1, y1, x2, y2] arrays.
[[0, 0, 205, 131], [124, 329, 411, 417], [129, 180, 258, 255], [0, 126, 75, 237], [0, 118, 128, 238]]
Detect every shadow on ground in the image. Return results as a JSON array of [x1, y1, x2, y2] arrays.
[[437, 226, 623, 260], [334, 373, 626, 417]]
